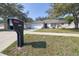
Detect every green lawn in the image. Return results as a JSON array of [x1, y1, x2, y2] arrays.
[[2, 34, 79, 56], [36, 28, 79, 34]]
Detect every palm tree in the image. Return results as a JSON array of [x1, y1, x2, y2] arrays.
[[0, 3, 27, 30]]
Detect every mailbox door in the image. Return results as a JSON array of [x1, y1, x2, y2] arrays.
[[12, 19, 24, 32]]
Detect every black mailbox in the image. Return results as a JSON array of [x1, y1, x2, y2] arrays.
[[12, 19, 24, 47]]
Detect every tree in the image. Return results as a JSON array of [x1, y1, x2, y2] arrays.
[[35, 16, 49, 21], [24, 17, 33, 22], [64, 16, 75, 24], [47, 3, 79, 29], [0, 3, 28, 30]]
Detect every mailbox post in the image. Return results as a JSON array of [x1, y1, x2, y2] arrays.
[[12, 19, 24, 47]]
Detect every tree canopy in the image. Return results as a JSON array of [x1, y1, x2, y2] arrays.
[[0, 3, 33, 30], [47, 3, 79, 29], [0, 3, 33, 22], [64, 16, 75, 24], [35, 16, 49, 21]]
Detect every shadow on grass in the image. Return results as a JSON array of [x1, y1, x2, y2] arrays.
[[24, 41, 47, 48]]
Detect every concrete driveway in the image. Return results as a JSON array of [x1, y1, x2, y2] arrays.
[[0, 31, 17, 52]]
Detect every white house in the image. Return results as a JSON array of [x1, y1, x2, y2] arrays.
[[24, 19, 79, 29], [61, 22, 79, 28], [24, 19, 67, 29]]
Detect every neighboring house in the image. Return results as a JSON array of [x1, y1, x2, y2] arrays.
[[24, 19, 67, 29], [24, 19, 79, 29], [41, 19, 66, 28], [61, 22, 79, 28]]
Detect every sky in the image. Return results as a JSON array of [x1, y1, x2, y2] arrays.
[[22, 3, 50, 20]]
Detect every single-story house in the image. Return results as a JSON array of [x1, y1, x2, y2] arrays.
[[24, 19, 67, 29], [24, 19, 79, 29]]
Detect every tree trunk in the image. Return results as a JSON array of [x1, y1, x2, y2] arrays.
[[74, 19, 78, 29], [73, 13, 79, 29]]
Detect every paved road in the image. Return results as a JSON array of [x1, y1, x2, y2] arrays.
[[0, 31, 17, 52], [24, 32, 79, 37]]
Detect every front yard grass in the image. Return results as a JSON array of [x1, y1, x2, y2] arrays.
[[36, 28, 79, 34], [2, 34, 79, 56]]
